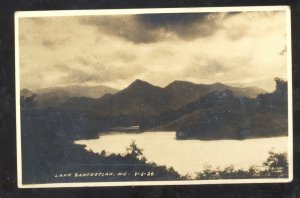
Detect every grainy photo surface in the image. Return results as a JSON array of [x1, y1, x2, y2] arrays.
[[15, 6, 293, 188]]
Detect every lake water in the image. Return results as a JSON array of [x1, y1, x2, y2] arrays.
[[75, 132, 288, 176]]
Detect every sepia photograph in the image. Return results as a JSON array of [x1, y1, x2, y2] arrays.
[[15, 6, 293, 188]]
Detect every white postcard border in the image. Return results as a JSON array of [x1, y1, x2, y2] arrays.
[[15, 5, 293, 188]]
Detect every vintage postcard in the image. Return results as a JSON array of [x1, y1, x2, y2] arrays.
[[15, 6, 293, 188]]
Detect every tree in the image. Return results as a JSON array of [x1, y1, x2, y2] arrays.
[[99, 150, 107, 157], [126, 140, 143, 160], [195, 151, 288, 180], [263, 151, 288, 177]]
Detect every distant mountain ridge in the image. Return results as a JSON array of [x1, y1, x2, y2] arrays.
[[20, 79, 286, 140], [21, 85, 118, 108], [164, 80, 265, 109], [61, 79, 266, 115], [155, 78, 288, 139], [34, 85, 119, 98]]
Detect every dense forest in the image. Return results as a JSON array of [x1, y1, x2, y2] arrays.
[[196, 151, 288, 180], [21, 78, 287, 140], [22, 136, 288, 184]]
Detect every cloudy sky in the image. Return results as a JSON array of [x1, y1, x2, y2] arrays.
[[18, 10, 288, 91]]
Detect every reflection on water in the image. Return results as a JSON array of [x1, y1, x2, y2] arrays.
[[75, 132, 288, 176]]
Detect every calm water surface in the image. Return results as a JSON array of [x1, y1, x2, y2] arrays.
[[75, 132, 288, 176]]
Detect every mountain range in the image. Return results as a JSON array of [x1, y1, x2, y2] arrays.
[[20, 78, 287, 140], [23, 80, 265, 113], [21, 85, 118, 108]]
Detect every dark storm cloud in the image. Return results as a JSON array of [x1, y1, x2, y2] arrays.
[[80, 15, 162, 44], [80, 12, 235, 43], [139, 13, 210, 26], [138, 13, 212, 40]]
